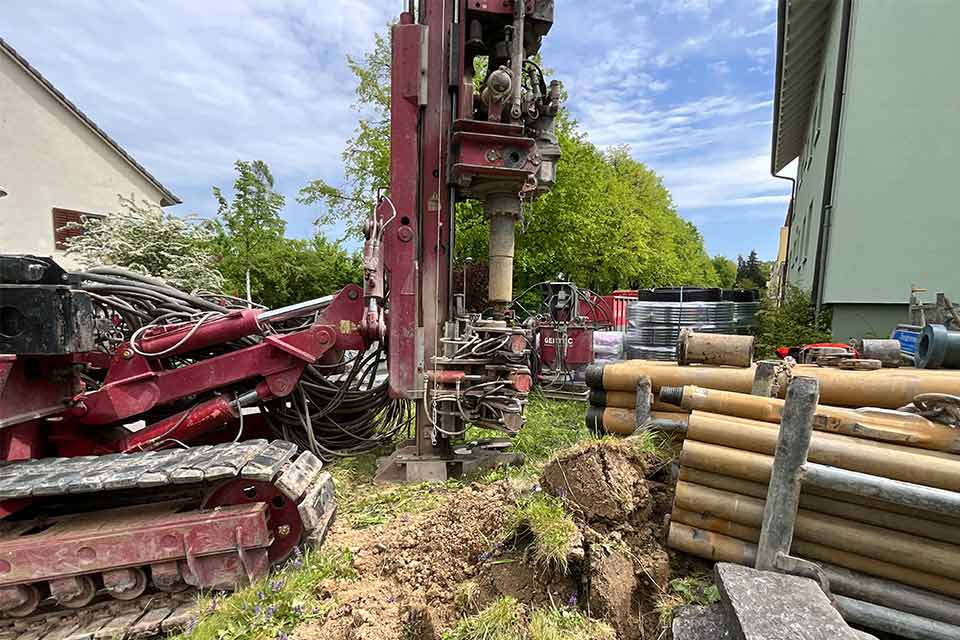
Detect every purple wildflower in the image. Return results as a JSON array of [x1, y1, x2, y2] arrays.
[[271, 579, 285, 593], [186, 618, 197, 632], [277, 633, 289, 640], [567, 592, 578, 608], [266, 605, 276, 618], [254, 605, 262, 616]]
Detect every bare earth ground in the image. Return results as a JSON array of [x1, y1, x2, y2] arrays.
[[293, 439, 682, 640]]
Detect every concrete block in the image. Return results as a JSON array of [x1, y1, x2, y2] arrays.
[[672, 604, 731, 640], [716, 563, 859, 640]]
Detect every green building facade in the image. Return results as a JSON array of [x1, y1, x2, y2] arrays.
[[772, 0, 958, 341]]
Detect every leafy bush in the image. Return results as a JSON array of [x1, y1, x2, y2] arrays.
[[754, 286, 832, 358], [63, 194, 223, 292]]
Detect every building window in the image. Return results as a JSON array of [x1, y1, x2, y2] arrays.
[[53, 208, 104, 250]]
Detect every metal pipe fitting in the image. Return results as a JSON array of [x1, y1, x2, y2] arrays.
[[678, 329, 755, 368], [916, 324, 960, 369]]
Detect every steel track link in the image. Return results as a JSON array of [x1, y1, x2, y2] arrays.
[[0, 440, 336, 625], [0, 590, 196, 640]]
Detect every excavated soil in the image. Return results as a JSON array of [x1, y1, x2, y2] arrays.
[[294, 438, 674, 640]]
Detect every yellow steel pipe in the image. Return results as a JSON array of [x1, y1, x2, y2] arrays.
[[686, 411, 960, 492], [588, 360, 960, 409], [666, 385, 960, 453], [588, 389, 685, 412], [667, 520, 960, 600], [679, 439, 960, 526], [674, 481, 960, 581], [677, 466, 960, 545], [585, 407, 688, 435]]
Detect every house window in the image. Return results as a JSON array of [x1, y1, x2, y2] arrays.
[[53, 208, 104, 250]]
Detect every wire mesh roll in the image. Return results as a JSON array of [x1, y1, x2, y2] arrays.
[[626, 301, 736, 326], [733, 301, 761, 329], [624, 290, 758, 361]]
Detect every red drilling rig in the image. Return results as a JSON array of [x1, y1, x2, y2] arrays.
[[0, 0, 559, 624]]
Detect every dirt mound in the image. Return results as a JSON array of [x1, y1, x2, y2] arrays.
[[541, 439, 672, 640], [541, 439, 652, 523], [295, 439, 673, 640]]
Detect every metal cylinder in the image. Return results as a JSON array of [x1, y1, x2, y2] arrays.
[[857, 339, 903, 368], [588, 389, 685, 412], [678, 330, 755, 368], [686, 411, 960, 492], [586, 360, 960, 409], [667, 522, 960, 626], [585, 406, 688, 435], [675, 481, 960, 584], [916, 324, 960, 369], [677, 466, 960, 545], [485, 195, 519, 315], [833, 595, 960, 640], [662, 385, 960, 453], [679, 439, 960, 526]]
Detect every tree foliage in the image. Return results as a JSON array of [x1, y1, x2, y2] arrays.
[[62, 194, 223, 292], [456, 131, 719, 292], [711, 255, 738, 289], [305, 28, 720, 293], [210, 160, 362, 308], [754, 285, 833, 358], [735, 250, 770, 290]]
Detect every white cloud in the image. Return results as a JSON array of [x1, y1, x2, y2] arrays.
[[4, 0, 396, 229], [656, 152, 790, 211], [710, 60, 732, 74]]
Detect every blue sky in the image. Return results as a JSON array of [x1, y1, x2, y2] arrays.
[[5, 0, 794, 260]]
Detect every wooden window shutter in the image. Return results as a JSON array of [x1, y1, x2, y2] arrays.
[[52, 208, 89, 250]]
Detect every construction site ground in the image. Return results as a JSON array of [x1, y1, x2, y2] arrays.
[[175, 396, 719, 640]]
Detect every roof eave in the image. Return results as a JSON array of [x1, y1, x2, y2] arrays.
[[770, 0, 789, 175], [0, 38, 181, 207]]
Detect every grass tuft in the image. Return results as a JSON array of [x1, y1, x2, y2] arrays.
[[654, 574, 721, 628], [444, 597, 614, 640], [175, 547, 355, 640], [505, 493, 578, 573], [527, 606, 616, 640], [444, 596, 527, 640], [454, 580, 482, 614]]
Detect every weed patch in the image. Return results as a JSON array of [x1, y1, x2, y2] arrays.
[[654, 574, 721, 628], [505, 493, 578, 573], [443, 597, 614, 640], [174, 547, 355, 640]]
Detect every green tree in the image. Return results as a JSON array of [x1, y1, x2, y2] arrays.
[[62, 194, 223, 292], [211, 160, 287, 302], [754, 285, 833, 357], [736, 249, 765, 289], [711, 256, 738, 288]]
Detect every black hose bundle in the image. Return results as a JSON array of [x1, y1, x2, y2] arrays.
[[71, 266, 410, 458]]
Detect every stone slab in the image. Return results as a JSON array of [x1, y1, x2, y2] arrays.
[[672, 604, 731, 640], [716, 563, 858, 640]]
